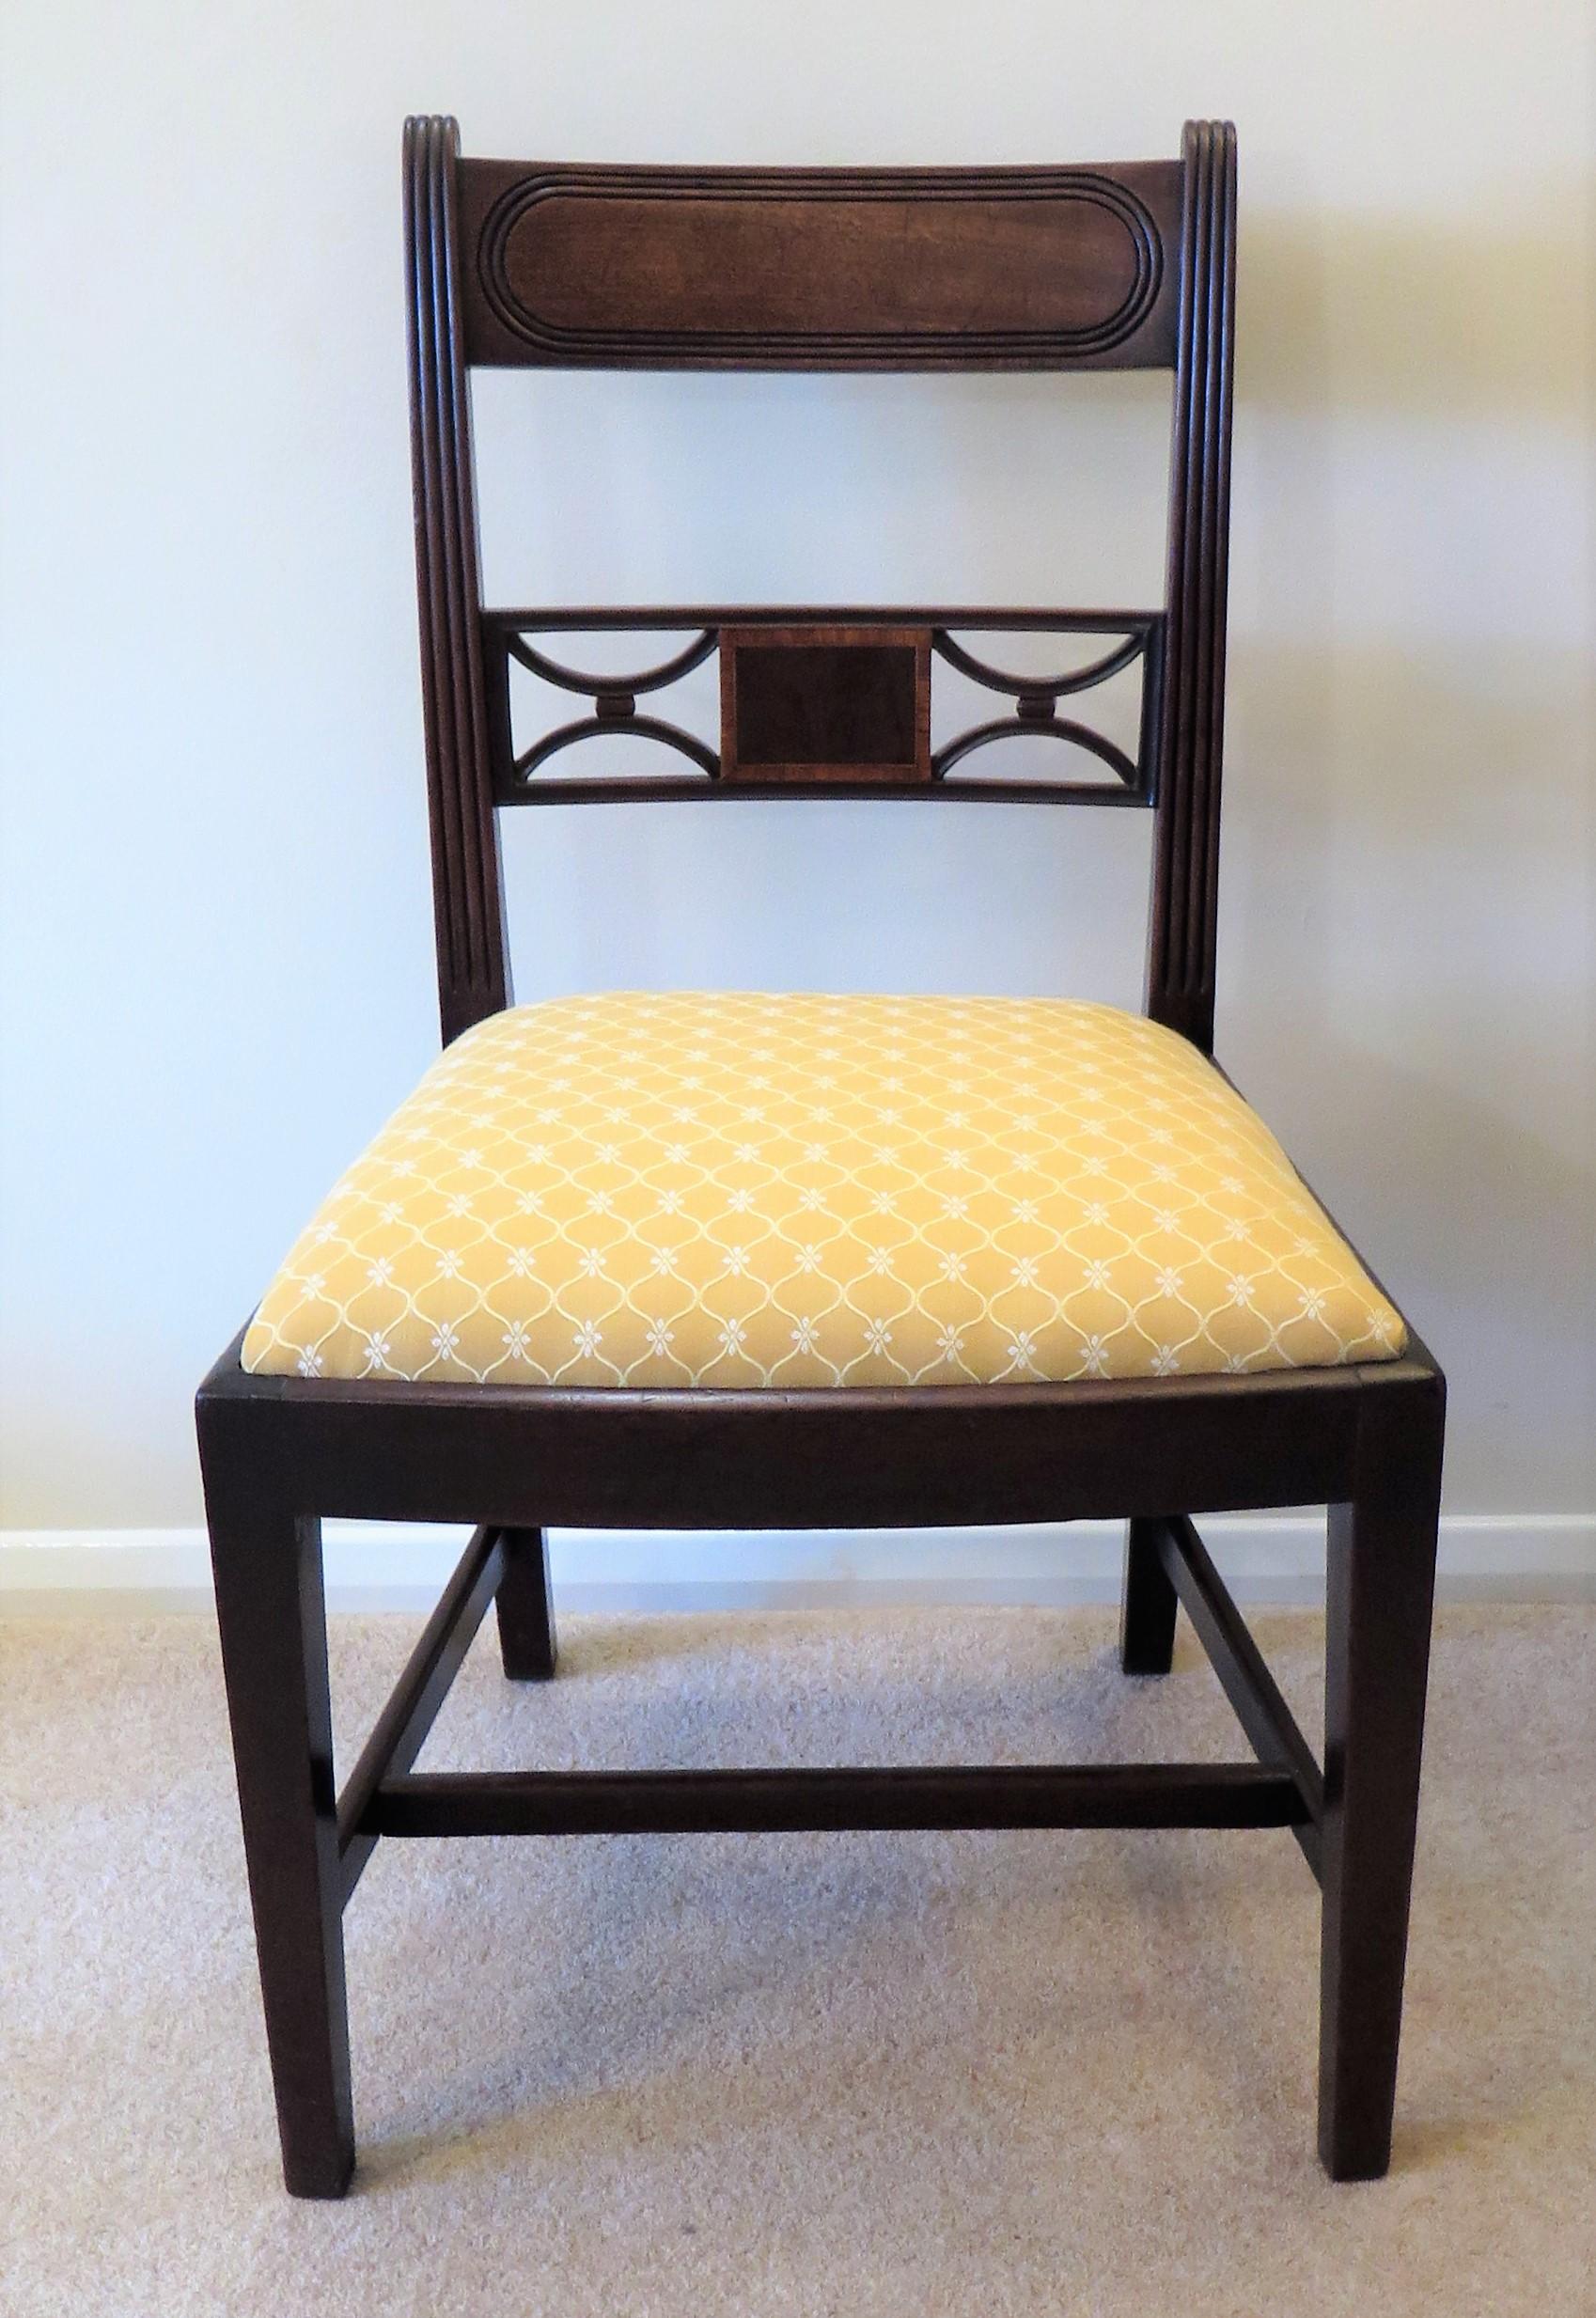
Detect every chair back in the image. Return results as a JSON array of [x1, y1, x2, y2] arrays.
[[404, 117, 1236, 1050]]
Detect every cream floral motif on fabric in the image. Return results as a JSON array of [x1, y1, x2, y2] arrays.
[[242, 992, 1405, 1387]]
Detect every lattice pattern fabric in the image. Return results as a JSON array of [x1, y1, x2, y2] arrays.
[[242, 992, 1405, 1387]]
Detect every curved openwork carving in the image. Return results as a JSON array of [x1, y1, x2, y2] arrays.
[[506, 629, 716, 699], [929, 623, 1156, 788], [931, 628, 1145, 700], [513, 713, 720, 784], [503, 627, 722, 784], [476, 166, 1166, 368], [932, 715, 1139, 786], [486, 612, 1161, 804]]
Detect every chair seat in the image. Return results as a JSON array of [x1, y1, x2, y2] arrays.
[[242, 992, 1405, 1387]]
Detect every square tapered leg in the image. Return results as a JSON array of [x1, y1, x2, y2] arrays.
[[203, 1455, 353, 2198], [1120, 1514, 1179, 1674], [495, 1524, 557, 1681], [1318, 1384, 1444, 2179]]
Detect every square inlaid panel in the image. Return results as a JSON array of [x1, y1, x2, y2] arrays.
[[720, 625, 931, 784]]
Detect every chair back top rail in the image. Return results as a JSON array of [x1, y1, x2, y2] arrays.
[[456, 159, 1183, 372]]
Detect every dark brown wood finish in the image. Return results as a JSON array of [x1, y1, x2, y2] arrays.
[[1119, 1513, 1180, 1675], [721, 625, 931, 784], [405, 117, 510, 1044], [1154, 1512, 1325, 1879], [457, 160, 1182, 370], [198, 117, 1447, 2199], [1319, 1377, 1445, 2178], [199, 1324, 1403, 1532], [483, 605, 1161, 807], [199, 1449, 353, 2198], [367, 1762, 1309, 1839], [1146, 119, 1235, 1053], [335, 1522, 507, 1901], [494, 1525, 558, 1680]]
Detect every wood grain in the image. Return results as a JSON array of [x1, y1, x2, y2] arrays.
[[458, 161, 1181, 370], [720, 625, 931, 783]]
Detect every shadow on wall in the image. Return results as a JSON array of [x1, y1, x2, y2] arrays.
[[1247, 1020, 1591, 1510], [1240, 196, 1593, 415], [1222, 195, 1595, 1511]]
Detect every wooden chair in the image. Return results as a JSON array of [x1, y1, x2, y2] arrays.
[[196, 117, 1445, 2199]]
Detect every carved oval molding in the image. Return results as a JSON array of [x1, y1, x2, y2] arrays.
[[477, 168, 1165, 365]]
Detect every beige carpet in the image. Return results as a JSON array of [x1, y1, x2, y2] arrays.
[[3, 1602, 1592, 2316]]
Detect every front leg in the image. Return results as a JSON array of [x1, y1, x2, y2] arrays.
[[1318, 1378, 1445, 2179], [201, 1437, 353, 2197]]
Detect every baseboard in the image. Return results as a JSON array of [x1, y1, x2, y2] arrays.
[[1, 1516, 1591, 1615]]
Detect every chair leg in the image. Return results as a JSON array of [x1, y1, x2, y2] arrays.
[[206, 1474, 354, 2198], [1120, 1514, 1179, 1674], [1318, 1390, 1444, 2180], [495, 1524, 557, 1680]]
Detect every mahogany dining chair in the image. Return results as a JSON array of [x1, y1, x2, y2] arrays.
[[197, 117, 1445, 2197]]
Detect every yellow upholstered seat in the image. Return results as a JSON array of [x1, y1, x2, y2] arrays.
[[243, 992, 1405, 1388]]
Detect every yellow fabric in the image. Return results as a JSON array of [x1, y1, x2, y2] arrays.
[[243, 992, 1405, 1388]]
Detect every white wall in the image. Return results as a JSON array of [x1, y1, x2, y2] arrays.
[[2, 1, 1591, 1536]]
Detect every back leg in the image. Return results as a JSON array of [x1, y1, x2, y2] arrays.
[[1120, 1514, 1179, 1674], [495, 1524, 557, 1680]]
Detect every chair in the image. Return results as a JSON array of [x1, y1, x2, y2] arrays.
[[196, 117, 1446, 2199]]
